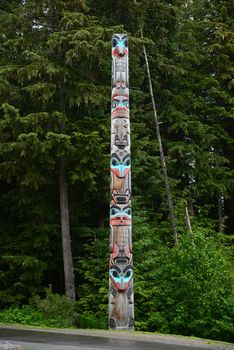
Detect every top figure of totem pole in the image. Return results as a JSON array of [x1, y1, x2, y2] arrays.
[[109, 34, 134, 330]]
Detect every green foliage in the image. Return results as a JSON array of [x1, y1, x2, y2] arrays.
[[135, 230, 234, 342], [31, 286, 79, 327], [79, 312, 107, 329], [75, 227, 108, 318], [0, 0, 113, 308], [0, 286, 107, 329], [0, 306, 51, 327], [0, 286, 78, 328]]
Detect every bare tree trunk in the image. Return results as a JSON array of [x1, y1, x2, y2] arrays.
[[59, 155, 76, 301], [216, 155, 225, 234], [188, 200, 194, 216], [138, 26, 178, 245], [218, 193, 224, 234], [48, 5, 76, 301], [58, 86, 75, 301], [185, 206, 192, 234]]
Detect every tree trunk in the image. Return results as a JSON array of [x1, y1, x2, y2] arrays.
[[218, 193, 224, 234], [185, 206, 192, 234], [138, 26, 178, 245], [59, 155, 76, 301]]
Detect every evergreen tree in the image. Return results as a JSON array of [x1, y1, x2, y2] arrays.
[[167, 0, 234, 235], [0, 0, 116, 302]]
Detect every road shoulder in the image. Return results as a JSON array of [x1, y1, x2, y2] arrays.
[[0, 324, 233, 350]]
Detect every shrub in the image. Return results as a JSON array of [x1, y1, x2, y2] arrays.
[[79, 312, 107, 329], [135, 231, 234, 342], [0, 305, 59, 327], [0, 286, 78, 328], [31, 286, 79, 327]]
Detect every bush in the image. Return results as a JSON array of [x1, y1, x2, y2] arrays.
[[79, 312, 107, 329], [31, 286, 78, 327], [0, 286, 78, 328], [135, 231, 234, 342], [0, 305, 61, 327], [0, 286, 108, 330]]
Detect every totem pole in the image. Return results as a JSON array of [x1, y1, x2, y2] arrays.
[[109, 34, 134, 330]]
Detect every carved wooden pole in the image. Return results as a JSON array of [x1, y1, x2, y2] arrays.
[[109, 34, 134, 330]]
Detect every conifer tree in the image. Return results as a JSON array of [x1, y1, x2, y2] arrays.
[[0, 0, 115, 301], [167, 0, 234, 234]]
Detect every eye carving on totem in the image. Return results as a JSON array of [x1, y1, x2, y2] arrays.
[[111, 95, 129, 117], [112, 96, 129, 109], [111, 153, 130, 178], [110, 265, 133, 292], [110, 204, 132, 226], [112, 34, 128, 57]]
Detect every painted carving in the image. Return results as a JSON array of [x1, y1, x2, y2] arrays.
[[110, 204, 132, 226], [112, 34, 129, 88], [111, 118, 130, 149], [111, 153, 131, 178], [112, 34, 128, 57], [109, 265, 133, 292], [111, 94, 129, 118], [109, 34, 134, 330]]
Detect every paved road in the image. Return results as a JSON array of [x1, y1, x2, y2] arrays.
[[0, 325, 233, 350]]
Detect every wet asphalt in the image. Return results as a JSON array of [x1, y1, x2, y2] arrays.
[[0, 326, 233, 350]]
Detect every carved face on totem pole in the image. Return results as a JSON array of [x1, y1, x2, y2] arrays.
[[109, 224, 132, 265], [112, 36, 129, 87], [110, 146, 131, 205], [111, 240, 132, 260], [110, 204, 132, 226], [112, 34, 128, 57], [109, 264, 133, 292], [111, 118, 130, 150], [111, 94, 129, 118], [111, 152, 131, 178]]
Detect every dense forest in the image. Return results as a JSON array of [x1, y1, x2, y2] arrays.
[[0, 0, 233, 342]]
